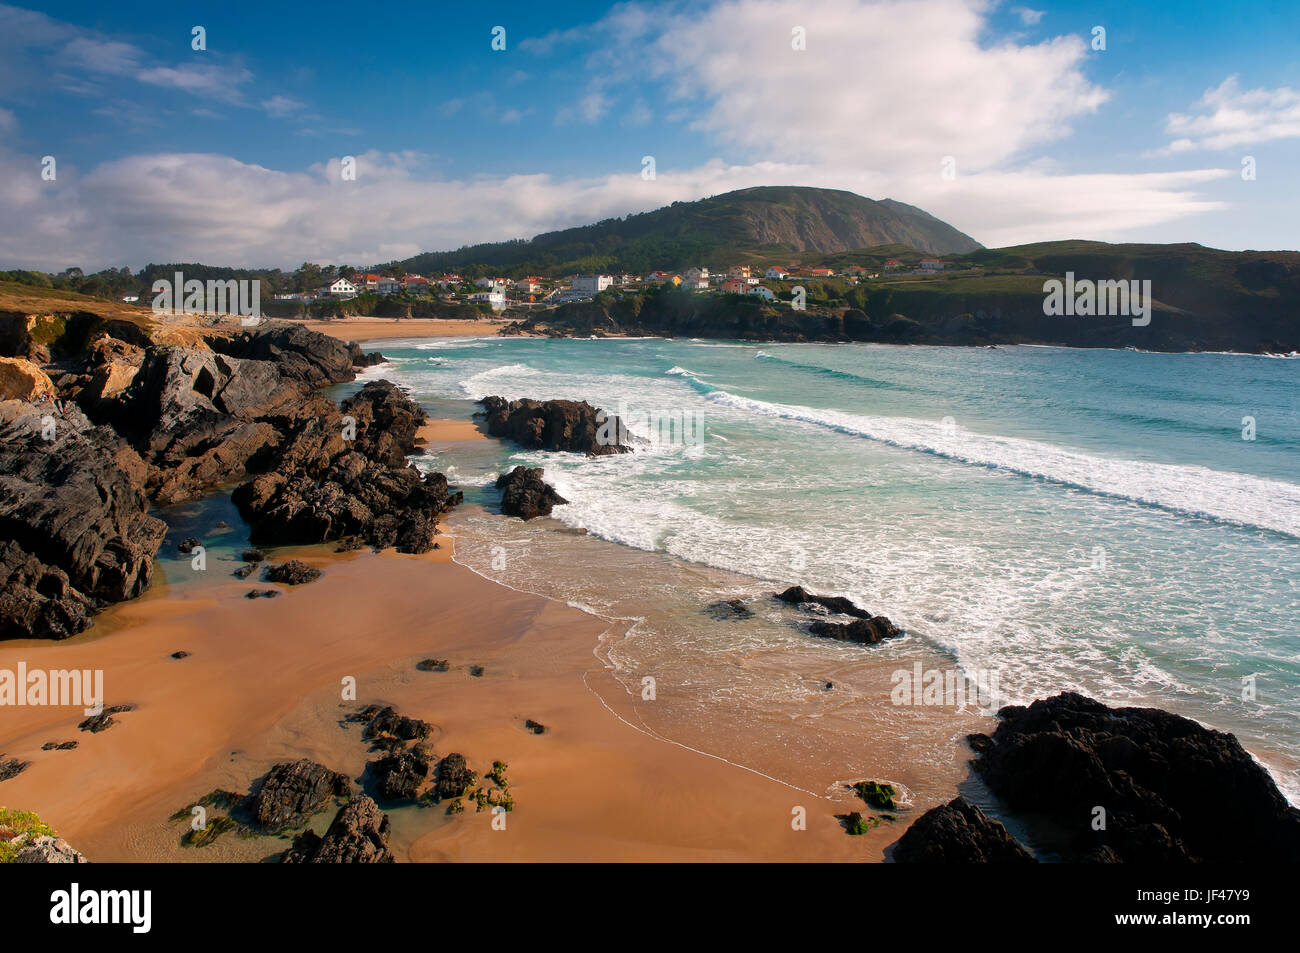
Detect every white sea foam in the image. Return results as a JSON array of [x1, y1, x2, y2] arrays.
[[698, 389, 1300, 537]]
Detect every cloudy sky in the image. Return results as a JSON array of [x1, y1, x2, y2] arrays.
[[2, 0, 1298, 270]]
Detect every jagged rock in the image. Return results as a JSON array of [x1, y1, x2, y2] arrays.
[[247, 759, 351, 831], [479, 395, 631, 455], [264, 560, 321, 585], [77, 704, 135, 733], [0, 402, 164, 640], [892, 797, 1036, 863], [417, 658, 449, 672], [232, 382, 461, 552], [435, 753, 476, 800], [209, 323, 358, 388], [170, 651, 190, 660], [177, 537, 201, 554], [0, 357, 57, 401], [776, 585, 871, 618], [972, 692, 1300, 862], [371, 749, 430, 801], [280, 795, 394, 863], [240, 549, 266, 563], [496, 466, 567, 520], [524, 719, 547, 735], [706, 598, 753, 620], [347, 342, 385, 368], [10, 834, 87, 863], [41, 741, 78, 751], [0, 757, 31, 781], [353, 696, 434, 743], [245, 589, 279, 599], [808, 615, 902, 645]]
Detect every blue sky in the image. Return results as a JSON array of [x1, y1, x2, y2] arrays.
[[2, 0, 1299, 269]]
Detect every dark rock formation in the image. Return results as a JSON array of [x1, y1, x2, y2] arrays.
[[496, 466, 567, 520], [353, 705, 432, 745], [0, 401, 166, 640], [0, 757, 30, 781], [240, 549, 266, 563], [705, 598, 754, 620], [280, 795, 394, 863], [372, 749, 430, 801], [417, 658, 449, 672], [435, 753, 476, 800], [232, 381, 461, 553], [264, 560, 321, 585], [244, 589, 279, 599], [776, 585, 871, 618], [808, 616, 902, 645], [177, 537, 200, 554], [479, 396, 631, 455], [40, 741, 77, 751], [525, 719, 546, 735], [892, 797, 1036, 863], [248, 759, 351, 831], [776, 586, 901, 644], [968, 692, 1300, 862], [208, 323, 359, 388], [77, 704, 135, 733]]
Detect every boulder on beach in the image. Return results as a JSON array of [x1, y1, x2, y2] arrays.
[[496, 465, 567, 520], [280, 795, 394, 863], [891, 797, 1036, 863], [247, 759, 351, 831], [434, 753, 476, 801], [479, 395, 631, 455], [970, 692, 1300, 862], [776, 585, 871, 618], [372, 749, 431, 801], [808, 615, 902, 645], [264, 560, 321, 585]]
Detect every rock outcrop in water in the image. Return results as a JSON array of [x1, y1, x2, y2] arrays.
[[892, 797, 1035, 863], [479, 395, 631, 455], [496, 466, 567, 520], [966, 692, 1300, 862], [775, 585, 903, 645]]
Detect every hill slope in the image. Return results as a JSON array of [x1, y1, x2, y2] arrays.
[[397, 186, 982, 277]]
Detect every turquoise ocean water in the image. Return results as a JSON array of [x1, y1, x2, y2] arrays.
[[359, 336, 1300, 801]]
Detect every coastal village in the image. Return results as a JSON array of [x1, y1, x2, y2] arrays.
[[271, 258, 953, 312]]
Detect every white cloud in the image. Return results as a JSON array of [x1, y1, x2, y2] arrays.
[[0, 145, 1233, 271], [641, 0, 1106, 173], [1156, 76, 1300, 154], [261, 95, 307, 118], [1011, 6, 1045, 26], [137, 63, 253, 103]]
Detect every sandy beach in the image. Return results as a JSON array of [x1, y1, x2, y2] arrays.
[[0, 450, 942, 861], [297, 316, 515, 341]]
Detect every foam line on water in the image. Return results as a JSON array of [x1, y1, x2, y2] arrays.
[[700, 388, 1300, 537]]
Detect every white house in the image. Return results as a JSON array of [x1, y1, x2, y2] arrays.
[[320, 278, 357, 297], [748, 286, 776, 301], [469, 291, 506, 310], [685, 266, 709, 280], [918, 259, 945, 271], [685, 277, 710, 291], [764, 266, 789, 279], [376, 278, 403, 294], [571, 274, 613, 294], [475, 277, 508, 290]]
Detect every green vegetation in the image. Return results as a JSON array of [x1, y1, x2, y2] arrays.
[[853, 781, 897, 810], [0, 807, 57, 862], [841, 811, 882, 835]]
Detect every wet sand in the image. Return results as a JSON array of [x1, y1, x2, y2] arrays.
[[0, 536, 924, 861]]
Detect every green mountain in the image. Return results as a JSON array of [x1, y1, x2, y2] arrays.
[[396, 186, 982, 277]]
